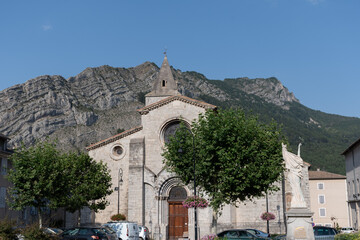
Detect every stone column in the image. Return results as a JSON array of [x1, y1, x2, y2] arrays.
[[128, 138, 145, 224], [286, 208, 314, 240]]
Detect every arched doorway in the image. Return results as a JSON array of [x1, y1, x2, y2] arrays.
[[168, 186, 188, 240]]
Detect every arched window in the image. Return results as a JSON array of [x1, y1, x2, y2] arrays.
[[168, 186, 187, 201]]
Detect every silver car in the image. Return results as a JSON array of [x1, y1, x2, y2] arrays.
[[138, 225, 149, 240]]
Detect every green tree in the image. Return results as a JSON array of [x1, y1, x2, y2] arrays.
[[7, 141, 113, 228], [61, 152, 113, 225], [7, 141, 65, 228], [163, 108, 286, 213]]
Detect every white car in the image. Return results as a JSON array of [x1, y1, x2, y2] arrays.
[[138, 225, 149, 240], [104, 221, 139, 240], [341, 227, 355, 234]]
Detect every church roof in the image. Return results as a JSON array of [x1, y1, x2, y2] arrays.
[[308, 170, 346, 180], [146, 55, 181, 97], [86, 126, 143, 151], [137, 95, 217, 115]]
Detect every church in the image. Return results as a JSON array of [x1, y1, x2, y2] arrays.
[[85, 55, 311, 240]]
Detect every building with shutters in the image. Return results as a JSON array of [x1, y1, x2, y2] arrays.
[[309, 170, 349, 228]]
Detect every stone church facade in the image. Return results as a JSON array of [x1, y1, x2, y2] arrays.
[[86, 55, 311, 240]]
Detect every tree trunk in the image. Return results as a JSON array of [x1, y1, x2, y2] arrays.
[[37, 208, 42, 229], [211, 210, 218, 234], [77, 209, 81, 226]]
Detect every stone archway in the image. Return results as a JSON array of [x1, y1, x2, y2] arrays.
[[168, 186, 188, 240]]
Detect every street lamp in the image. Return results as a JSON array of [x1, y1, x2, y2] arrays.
[[117, 168, 123, 214], [266, 192, 269, 234], [177, 127, 197, 240]]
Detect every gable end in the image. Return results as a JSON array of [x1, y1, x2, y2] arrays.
[[86, 126, 143, 151], [138, 95, 217, 115]]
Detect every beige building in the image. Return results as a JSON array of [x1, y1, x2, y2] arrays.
[[85, 55, 311, 240], [309, 170, 349, 228]]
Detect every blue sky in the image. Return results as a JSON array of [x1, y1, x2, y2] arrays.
[[1, 0, 359, 117]]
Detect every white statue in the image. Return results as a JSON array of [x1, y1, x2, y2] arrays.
[[282, 143, 306, 208]]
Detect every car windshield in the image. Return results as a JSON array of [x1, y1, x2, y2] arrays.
[[94, 228, 108, 235], [314, 227, 336, 236], [102, 227, 115, 234], [63, 228, 79, 236]]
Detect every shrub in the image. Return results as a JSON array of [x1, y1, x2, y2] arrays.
[[335, 233, 360, 240], [21, 224, 59, 240], [0, 218, 18, 240], [111, 213, 126, 221]]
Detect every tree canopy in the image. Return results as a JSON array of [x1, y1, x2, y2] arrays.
[[7, 141, 112, 227], [162, 108, 286, 212], [61, 152, 112, 213]]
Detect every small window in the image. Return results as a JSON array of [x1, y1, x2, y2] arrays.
[[113, 146, 123, 156], [317, 183, 324, 190], [162, 80, 166, 87], [319, 208, 326, 217], [110, 144, 126, 160], [318, 195, 325, 204]]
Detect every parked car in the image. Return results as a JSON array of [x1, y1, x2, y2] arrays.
[[100, 226, 118, 240], [272, 234, 286, 240], [340, 227, 356, 234], [138, 225, 149, 240], [313, 226, 338, 240], [104, 221, 139, 240], [61, 227, 108, 240], [43, 227, 63, 236], [217, 229, 268, 239], [245, 229, 270, 238]]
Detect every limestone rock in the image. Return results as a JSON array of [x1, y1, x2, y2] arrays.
[[0, 62, 298, 151]]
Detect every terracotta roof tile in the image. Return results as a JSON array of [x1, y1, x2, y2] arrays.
[[86, 126, 143, 151], [309, 170, 346, 180]]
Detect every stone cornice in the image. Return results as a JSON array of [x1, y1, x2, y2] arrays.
[[86, 126, 143, 151], [138, 95, 217, 115]]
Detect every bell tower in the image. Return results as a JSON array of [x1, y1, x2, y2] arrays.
[[145, 54, 181, 105]]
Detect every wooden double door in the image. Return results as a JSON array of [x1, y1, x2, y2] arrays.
[[168, 201, 188, 240]]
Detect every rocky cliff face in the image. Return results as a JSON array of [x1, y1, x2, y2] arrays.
[[223, 77, 299, 108], [0, 62, 298, 151]]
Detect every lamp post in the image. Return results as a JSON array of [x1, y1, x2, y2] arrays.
[[177, 127, 197, 240], [117, 168, 123, 214], [266, 192, 269, 234]]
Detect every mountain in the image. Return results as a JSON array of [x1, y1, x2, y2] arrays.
[[0, 62, 358, 175]]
